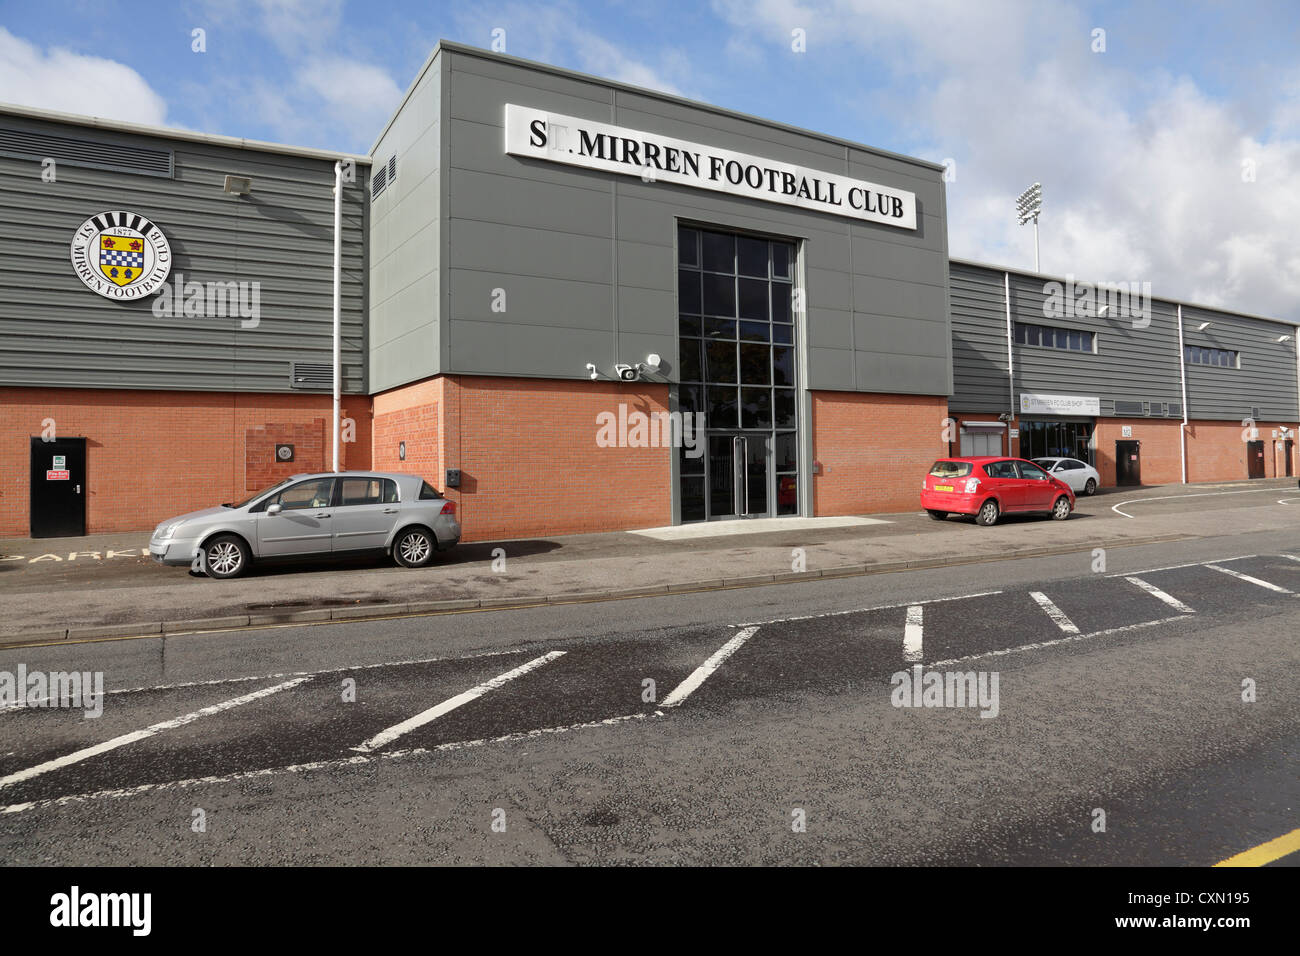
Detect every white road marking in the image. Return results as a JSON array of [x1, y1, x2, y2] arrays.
[[351, 651, 565, 753], [1205, 564, 1293, 594], [903, 606, 924, 663], [737, 590, 1003, 628], [660, 626, 759, 708], [1111, 488, 1286, 518], [1030, 591, 1080, 634], [1103, 555, 1257, 578], [1278, 498, 1300, 506], [0, 712, 656, 816], [929, 615, 1190, 668], [0, 647, 527, 714], [0, 677, 310, 789], [1124, 576, 1196, 614], [1279, 554, 1300, 563]]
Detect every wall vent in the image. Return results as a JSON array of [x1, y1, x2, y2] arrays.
[[0, 125, 173, 177], [290, 362, 332, 389], [370, 164, 387, 198], [1114, 400, 1143, 417], [1251, 406, 1262, 420], [1168, 402, 1183, 418]]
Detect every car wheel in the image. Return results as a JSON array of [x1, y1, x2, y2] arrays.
[[202, 534, 249, 579], [926, 510, 948, 521], [393, 526, 435, 568], [1084, 477, 1097, 496], [975, 499, 1000, 526], [1051, 496, 1072, 520]]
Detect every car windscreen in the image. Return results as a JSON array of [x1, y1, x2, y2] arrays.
[[928, 461, 973, 478], [1033, 458, 1060, 470], [229, 479, 291, 509]]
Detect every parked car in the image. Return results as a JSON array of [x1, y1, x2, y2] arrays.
[[149, 471, 461, 579], [1032, 457, 1101, 496], [920, 457, 1075, 526]]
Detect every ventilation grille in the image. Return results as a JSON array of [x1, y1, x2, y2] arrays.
[[1167, 402, 1183, 418], [290, 362, 332, 389], [1114, 400, 1144, 417], [0, 125, 173, 177], [371, 153, 396, 199], [1251, 406, 1262, 420]]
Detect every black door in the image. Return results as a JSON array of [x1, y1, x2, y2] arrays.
[[30, 437, 86, 538], [1247, 440, 1265, 479], [1286, 440, 1294, 478], [1115, 440, 1141, 486]]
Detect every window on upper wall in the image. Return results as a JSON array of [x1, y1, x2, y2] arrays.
[[1014, 322, 1095, 352], [1184, 346, 1239, 368]]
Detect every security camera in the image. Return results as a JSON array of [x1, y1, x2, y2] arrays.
[[586, 362, 598, 380], [614, 363, 639, 382]]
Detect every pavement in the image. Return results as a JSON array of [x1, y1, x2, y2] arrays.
[[0, 529, 1296, 866], [1, 476, 1298, 643]]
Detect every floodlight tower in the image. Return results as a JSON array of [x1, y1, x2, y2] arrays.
[[1015, 182, 1043, 272]]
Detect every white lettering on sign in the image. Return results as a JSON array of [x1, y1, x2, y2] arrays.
[[1019, 392, 1101, 417], [46, 470, 70, 480], [504, 104, 918, 229]]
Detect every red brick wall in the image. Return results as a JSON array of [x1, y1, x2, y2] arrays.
[[0, 388, 371, 536], [245, 419, 327, 492], [1092, 417, 1298, 486], [371, 375, 673, 542], [810, 391, 949, 514]]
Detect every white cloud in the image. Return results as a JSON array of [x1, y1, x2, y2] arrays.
[[713, 0, 1300, 320], [0, 27, 168, 125]]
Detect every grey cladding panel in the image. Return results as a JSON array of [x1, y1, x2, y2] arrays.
[[1182, 305, 1299, 420], [0, 120, 368, 394]]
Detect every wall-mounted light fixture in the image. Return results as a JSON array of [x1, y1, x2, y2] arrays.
[[223, 175, 253, 195], [1194, 321, 1212, 332], [1277, 334, 1293, 343]]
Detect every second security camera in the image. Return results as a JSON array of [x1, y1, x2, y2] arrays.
[[614, 363, 639, 382]]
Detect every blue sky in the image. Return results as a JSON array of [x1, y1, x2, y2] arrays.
[[3, 0, 1299, 319]]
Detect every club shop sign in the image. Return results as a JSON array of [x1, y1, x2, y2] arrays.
[[505, 105, 917, 229]]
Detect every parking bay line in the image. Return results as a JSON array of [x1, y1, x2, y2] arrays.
[[930, 615, 1190, 668], [0, 677, 311, 790], [1205, 563, 1294, 595], [1029, 591, 1080, 634], [660, 626, 760, 708], [351, 651, 565, 753], [903, 606, 924, 663], [1124, 576, 1196, 614]]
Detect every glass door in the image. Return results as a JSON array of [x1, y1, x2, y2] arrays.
[[706, 433, 770, 518]]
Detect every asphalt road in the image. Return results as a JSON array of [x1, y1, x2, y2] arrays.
[[0, 527, 1296, 865]]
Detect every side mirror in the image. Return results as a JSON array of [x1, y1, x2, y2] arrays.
[[266, 503, 282, 515]]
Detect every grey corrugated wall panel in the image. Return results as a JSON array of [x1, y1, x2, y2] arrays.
[[948, 261, 1299, 422], [949, 261, 1012, 413], [0, 112, 367, 394], [434, 46, 950, 396], [368, 48, 441, 394], [1181, 305, 1299, 421], [1011, 272, 1183, 416]]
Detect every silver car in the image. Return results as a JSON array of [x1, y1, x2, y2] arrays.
[[149, 471, 461, 579], [1032, 457, 1101, 496]]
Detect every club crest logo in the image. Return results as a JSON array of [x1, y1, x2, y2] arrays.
[[69, 211, 171, 300]]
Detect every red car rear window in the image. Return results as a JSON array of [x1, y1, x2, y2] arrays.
[[929, 461, 973, 478]]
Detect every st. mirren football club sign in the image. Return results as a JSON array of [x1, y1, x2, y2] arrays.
[[504, 104, 918, 229], [70, 211, 172, 300]]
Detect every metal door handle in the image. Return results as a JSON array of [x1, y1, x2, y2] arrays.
[[315, 512, 331, 518], [382, 508, 398, 513]]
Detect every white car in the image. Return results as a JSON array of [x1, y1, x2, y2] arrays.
[[1033, 457, 1100, 496]]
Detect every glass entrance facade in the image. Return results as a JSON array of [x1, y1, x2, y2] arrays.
[[1020, 419, 1095, 465], [677, 225, 798, 521]]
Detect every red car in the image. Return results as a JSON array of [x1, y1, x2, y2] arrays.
[[920, 456, 1075, 526]]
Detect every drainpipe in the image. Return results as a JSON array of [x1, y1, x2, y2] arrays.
[[1004, 272, 1015, 452], [1177, 304, 1188, 484], [332, 161, 342, 473]]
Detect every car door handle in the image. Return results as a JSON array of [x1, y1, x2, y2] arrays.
[[382, 508, 398, 514], [315, 512, 331, 518]]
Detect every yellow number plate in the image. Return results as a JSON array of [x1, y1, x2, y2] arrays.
[[935, 484, 954, 492]]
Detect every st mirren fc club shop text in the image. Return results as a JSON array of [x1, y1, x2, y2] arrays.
[[2, 42, 1298, 540]]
